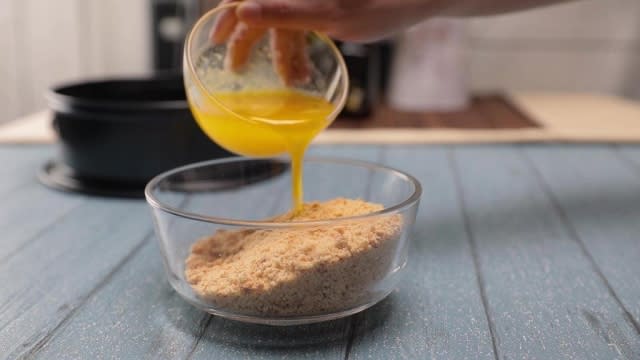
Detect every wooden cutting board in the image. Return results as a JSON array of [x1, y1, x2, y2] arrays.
[[2, 93, 640, 144], [316, 92, 640, 144]]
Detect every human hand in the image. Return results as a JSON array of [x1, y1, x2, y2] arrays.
[[210, 0, 571, 85], [231, 0, 576, 41], [209, 0, 438, 86], [209, 0, 312, 86], [233, 0, 440, 42]]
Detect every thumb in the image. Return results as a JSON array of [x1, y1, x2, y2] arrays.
[[236, 0, 332, 31]]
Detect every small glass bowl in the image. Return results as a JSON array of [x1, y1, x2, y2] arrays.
[[145, 157, 421, 325], [183, 2, 349, 157]]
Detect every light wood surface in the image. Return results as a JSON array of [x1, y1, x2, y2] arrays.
[[3, 93, 640, 145], [317, 93, 640, 144]]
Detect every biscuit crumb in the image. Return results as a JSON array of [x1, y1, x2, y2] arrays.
[[185, 198, 402, 316]]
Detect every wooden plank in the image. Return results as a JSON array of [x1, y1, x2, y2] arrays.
[[0, 185, 85, 264], [178, 159, 291, 222], [28, 240, 207, 360], [304, 145, 384, 204], [14, 144, 640, 359], [0, 145, 85, 264], [347, 146, 496, 359], [451, 145, 640, 359], [0, 146, 87, 264], [29, 146, 380, 359], [616, 145, 640, 173], [0, 199, 152, 359], [190, 315, 349, 360], [190, 145, 383, 359], [306, 144, 383, 160], [0, 145, 53, 197], [29, 171, 289, 359], [525, 145, 640, 329]]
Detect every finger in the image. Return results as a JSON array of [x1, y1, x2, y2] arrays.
[[270, 29, 312, 86], [209, 0, 239, 44], [237, 0, 330, 31], [287, 31, 312, 85], [225, 23, 268, 72]]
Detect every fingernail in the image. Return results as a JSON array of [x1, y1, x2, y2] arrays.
[[237, 1, 262, 20]]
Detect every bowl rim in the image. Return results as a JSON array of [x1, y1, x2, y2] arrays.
[[184, 2, 350, 127], [145, 156, 422, 227], [46, 73, 188, 112]]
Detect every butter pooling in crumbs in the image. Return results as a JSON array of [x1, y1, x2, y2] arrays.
[[185, 198, 403, 316]]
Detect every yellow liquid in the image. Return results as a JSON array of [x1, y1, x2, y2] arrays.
[[190, 89, 334, 210]]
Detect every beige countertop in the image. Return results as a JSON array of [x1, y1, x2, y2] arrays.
[[2, 92, 640, 144]]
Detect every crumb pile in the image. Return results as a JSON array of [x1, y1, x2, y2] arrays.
[[185, 198, 402, 316]]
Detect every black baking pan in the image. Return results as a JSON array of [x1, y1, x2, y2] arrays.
[[41, 73, 233, 197]]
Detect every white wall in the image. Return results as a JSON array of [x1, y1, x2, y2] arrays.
[[1, 0, 639, 124], [0, 0, 151, 123], [467, 0, 640, 97]]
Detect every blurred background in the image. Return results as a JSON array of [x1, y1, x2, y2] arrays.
[[1, 0, 640, 123]]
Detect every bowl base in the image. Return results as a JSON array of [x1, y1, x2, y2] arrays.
[[168, 268, 395, 326], [178, 287, 394, 326]]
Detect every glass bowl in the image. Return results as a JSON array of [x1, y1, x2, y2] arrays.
[[145, 157, 421, 325], [183, 2, 349, 157]]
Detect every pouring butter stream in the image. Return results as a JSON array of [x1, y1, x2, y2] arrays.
[[185, 3, 345, 212], [189, 88, 335, 211]]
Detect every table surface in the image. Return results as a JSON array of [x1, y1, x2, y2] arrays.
[[2, 144, 640, 360]]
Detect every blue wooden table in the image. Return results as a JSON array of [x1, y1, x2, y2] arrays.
[[2, 144, 640, 359]]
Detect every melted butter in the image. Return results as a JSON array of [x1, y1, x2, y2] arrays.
[[190, 89, 334, 210]]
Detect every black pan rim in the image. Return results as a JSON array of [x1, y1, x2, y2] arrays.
[[46, 74, 189, 112]]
